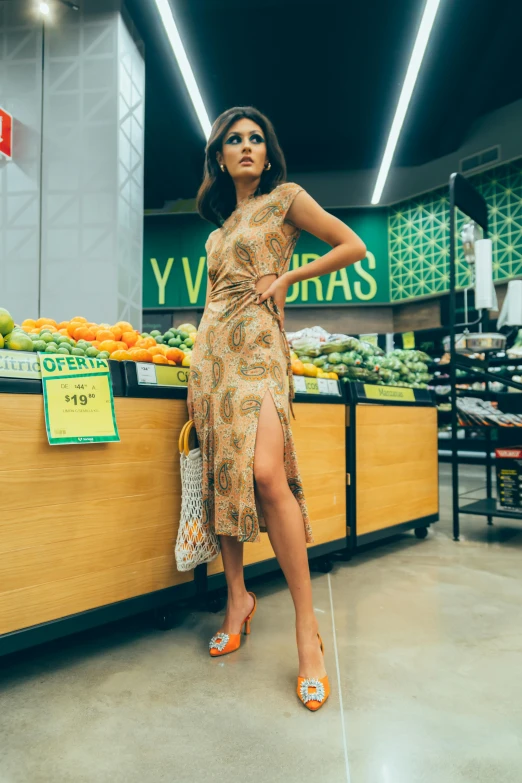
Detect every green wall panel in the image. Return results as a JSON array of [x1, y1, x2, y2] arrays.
[[389, 157, 522, 302], [143, 208, 389, 309]]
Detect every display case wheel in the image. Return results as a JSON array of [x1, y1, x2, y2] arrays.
[[316, 558, 334, 574], [332, 547, 352, 562], [414, 527, 428, 540]]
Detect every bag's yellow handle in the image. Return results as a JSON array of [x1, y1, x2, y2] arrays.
[[178, 420, 191, 454], [182, 420, 198, 456], [179, 419, 198, 456]]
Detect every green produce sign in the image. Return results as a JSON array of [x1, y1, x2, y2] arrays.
[[143, 208, 390, 309], [0, 349, 41, 379]]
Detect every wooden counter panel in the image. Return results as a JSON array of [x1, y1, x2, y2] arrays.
[[357, 491, 435, 534], [0, 428, 178, 470], [0, 395, 185, 432], [0, 460, 176, 512], [293, 402, 346, 545], [0, 396, 191, 636], [356, 425, 437, 467], [355, 405, 438, 535], [0, 493, 177, 554], [0, 521, 176, 592], [113, 397, 187, 431], [0, 556, 192, 636], [208, 403, 346, 575]]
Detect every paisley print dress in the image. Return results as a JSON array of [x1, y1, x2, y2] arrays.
[[189, 182, 313, 544]]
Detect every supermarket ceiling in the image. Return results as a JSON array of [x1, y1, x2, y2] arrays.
[[126, 0, 522, 209]]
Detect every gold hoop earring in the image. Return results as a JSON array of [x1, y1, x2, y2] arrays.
[[220, 163, 225, 172], [264, 162, 271, 171]]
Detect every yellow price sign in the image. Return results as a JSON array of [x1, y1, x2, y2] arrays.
[[402, 331, 415, 350], [360, 333, 378, 347], [39, 354, 120, 445], [304, 377, 320, 394], [363, 384, 415, 402]]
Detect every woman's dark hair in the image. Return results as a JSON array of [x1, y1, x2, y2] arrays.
[[197, 106, 287, 227]]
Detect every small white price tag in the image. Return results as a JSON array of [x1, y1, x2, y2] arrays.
[[317, 378, 329, 394], [293, 375, 306, 393], [327, 379, 340, 395], [136, 363, 158, 385]]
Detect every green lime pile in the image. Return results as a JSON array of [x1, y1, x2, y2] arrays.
[[141, 322, 197, 354], [26, 329, 83, 355]]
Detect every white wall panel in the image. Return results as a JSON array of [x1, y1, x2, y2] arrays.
[[38, 0, 144, 327], [0, 4, 42, 322]]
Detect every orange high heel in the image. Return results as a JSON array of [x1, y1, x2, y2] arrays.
[[208, 592, 257, 657], [296, 633, 330, 711]]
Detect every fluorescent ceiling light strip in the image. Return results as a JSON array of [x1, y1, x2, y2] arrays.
[[371, 0, 442, 205], [153, 0, 212, 139]]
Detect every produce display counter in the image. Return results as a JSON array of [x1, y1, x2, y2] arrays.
[[0, 358, 194, 656], [343, 382, 439, 549], [0, 351, 437, 657]]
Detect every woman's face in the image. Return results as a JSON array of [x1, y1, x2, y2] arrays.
[[218, 118, 268, 182]]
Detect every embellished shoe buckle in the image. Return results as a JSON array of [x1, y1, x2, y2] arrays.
[[300, 678, 325, 704], [209, 632, 230, 652]]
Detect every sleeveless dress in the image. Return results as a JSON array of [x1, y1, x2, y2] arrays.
[[188, 182, 313, 544]]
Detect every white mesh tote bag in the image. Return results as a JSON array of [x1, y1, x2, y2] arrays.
[[175, 420, 220, 571]]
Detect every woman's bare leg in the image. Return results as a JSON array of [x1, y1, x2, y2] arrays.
[[218, 536, 254, 634], [254, 393, 326, 678]]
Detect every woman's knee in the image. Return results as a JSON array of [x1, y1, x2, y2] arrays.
[[254, 461, 283, 500]]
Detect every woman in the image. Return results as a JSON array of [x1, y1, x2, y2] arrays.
[[188, 106, 366, 711]]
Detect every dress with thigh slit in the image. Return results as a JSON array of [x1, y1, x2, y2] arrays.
[[188, 182, 313, 544]]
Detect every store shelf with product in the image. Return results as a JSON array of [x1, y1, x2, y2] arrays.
[[445, 173, 522, 540], [430, 335, 522, 463]]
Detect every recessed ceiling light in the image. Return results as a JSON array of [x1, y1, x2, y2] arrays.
[[371, 0, 443, 205], [152, 0, 212, 140]]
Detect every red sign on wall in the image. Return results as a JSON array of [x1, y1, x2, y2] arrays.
[[0, 107, 13, 160]]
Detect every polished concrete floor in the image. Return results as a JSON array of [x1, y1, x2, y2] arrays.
[[2, 464, 522, 782]]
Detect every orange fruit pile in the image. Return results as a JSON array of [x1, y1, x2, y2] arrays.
[[19, 316, 192, 367], [20, 317, 150, 360]]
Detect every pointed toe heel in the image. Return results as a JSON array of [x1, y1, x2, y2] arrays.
[[208, 592, 256, 657], [297, 633, 330, 712]]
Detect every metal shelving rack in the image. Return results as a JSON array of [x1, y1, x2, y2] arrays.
[[435, 356, 522, 464], [448, 173, 522, 540]]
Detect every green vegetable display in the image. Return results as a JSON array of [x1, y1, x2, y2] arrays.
[[289, 328, 434, 389], [327, 352, 342, 365]]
